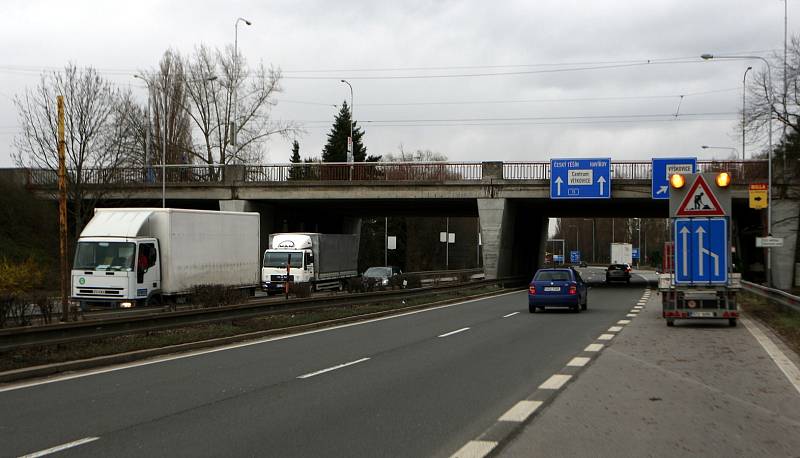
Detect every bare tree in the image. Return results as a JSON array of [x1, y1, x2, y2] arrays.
[[12, 64, 138, 233], [383, 144, 448, 162], [183, 44, 298, 166]]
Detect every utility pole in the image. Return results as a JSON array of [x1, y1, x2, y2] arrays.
[[57, 96, 68, 322]]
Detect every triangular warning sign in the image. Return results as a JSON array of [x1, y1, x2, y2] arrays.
[[676, 175, 725, 216]]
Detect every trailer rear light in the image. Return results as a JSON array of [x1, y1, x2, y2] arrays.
[[528, 285, 536, 295], [722, 311, 739, 318]]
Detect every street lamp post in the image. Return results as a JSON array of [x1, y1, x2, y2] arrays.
[[583, 218, 596, 264], [340, 79, 354, 163], [701, 53, 773, 285], [234, 17, 252, 149], [700, 145, 738, 159], [743, 66, 752, 161]]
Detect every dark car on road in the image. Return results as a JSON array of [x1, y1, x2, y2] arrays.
[[528, 268, 588, 313], [362, 266, 404, 290], [606, 263, 632, 284]]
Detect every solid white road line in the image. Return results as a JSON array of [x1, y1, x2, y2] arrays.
[[567, 357, 591, 367], [608, 326, 623, 332], [617, 320, 631, 325], [450, 440, 498, 458], [597, 334, 615, 341], [297, 357, 370, 379], [539, 374, 571, 390], [438, 327, 471, 338], [0, 289, 524, 393], [584, 343, 604, 352], [502, 312, 520, 318], [19, 437, 99, 458], [498, 400, 543, 422], [742, 318, 800, 395]]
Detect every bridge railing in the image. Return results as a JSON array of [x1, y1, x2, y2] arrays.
[[24, 160, 769, 186]]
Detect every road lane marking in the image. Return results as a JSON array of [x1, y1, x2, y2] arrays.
[[0, 289, 525, 393], [502, 312, 519, 318], [634, 306, 644, 309], [438, 327, 470, 338], [597, 334, 615, 341], [19, 437, 99, 458], [450, 440, 497, 458], [498, 400, 543, 422], [567, 357, 591, 367], [584, 343, 604, 352], [539, 374, 571, 390], [297, 357, 370, 379], [607, 326, 623, 332], [626, 313, 638, 317], [617, 320, 631, 324], [742, 318, 800, 395]]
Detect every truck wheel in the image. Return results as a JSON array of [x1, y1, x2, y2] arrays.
[[147, 294, 162, 307], [666, 319, 675, 327], [728, 318, 737, 327]]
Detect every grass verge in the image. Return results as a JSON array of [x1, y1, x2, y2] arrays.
[[739, 290, 800, 356], [0, 285, 504, 373]]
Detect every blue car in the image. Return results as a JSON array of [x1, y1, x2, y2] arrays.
[[528, 268, 588, 313]]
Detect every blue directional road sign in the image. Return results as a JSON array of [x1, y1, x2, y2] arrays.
[[553, 255, 564, 264], [674, 217, 728, 284], [632, 248, 640, 260], [652, 157, 696, 200], [550, 158, 611, 199], [570, 251, 581, 263]]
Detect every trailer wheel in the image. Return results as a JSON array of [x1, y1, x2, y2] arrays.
[[666, 318, 675, 327], [728, 318, 737, 327]]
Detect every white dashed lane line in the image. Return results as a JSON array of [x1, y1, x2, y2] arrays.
[[539, 374, 571, 390], [617, 320, 631, 325], [450, 440, 497, 458], [567, 357, 591, 367], [297, 357, 370, 379], [438, 327, 471, 338], [19, 437, 99, 458], [502, 312, 520, 318], [608, 326, 623, 332], [584, 343, 604, 352], [597, 334, 615, 341], [498, 400, 543, 422]]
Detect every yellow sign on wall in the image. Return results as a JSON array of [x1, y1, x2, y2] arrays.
[[749, 183, 768, 209]]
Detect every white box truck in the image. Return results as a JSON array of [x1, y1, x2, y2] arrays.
[[262, 233, 359, 294], [72, 208, 260, 308], [610, 242, 633, 265]]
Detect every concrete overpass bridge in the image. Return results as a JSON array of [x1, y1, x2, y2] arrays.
[[13, 159, 800, 289]]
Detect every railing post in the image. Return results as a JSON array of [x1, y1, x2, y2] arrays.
[[482, 161, 503, 180]]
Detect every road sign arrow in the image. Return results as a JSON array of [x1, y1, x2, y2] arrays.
[[656, 185, 668, 195], [555, 176, 563, 195], [597, 176, 606, 195], [680, 226, 690, 275], [696, 226, 706, 276]]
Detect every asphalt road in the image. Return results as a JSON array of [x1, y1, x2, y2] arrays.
[[0, 285, 647, 458]]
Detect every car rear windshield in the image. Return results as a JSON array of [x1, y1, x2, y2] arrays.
[[608, 264, 626, 270], [534, 270, 572, 281]]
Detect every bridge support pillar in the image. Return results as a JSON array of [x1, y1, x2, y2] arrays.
[[478, 198, 516, 279], [770, 200, 800, 289]]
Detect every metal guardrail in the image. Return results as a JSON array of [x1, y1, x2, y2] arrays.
[[23, 160, 768, 186], [0, 275, 527, 351], [742, 281, 800, 313]]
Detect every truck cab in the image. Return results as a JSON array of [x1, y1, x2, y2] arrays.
[[262, 234, 315, 294], [72, 237, 161, 309]]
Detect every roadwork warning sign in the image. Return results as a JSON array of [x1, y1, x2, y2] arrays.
[[675, 175, 725, 217]]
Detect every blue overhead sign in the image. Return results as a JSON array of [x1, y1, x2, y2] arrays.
[[632, 248, 640, 260], [674, 217, 728, 284], [652, 157, 696, 200], [570, 251, 581, 263], [553, 255, 564, 264], [550, 158, 611, 199]]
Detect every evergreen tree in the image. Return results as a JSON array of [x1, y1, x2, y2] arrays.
[[322, 101, 370, 162], [289, 140, 302, 180]]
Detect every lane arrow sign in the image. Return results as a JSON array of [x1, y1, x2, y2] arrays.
[[597, 176, 606, 195], [656, 185, 668, 195], [696, 226, 706, 276], [555, 176, 563, 195], [680, 226, 690, 275]]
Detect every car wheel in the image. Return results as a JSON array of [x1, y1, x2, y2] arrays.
[[529, 304, 536, 313], [666, 318, 675, 327], [581, 296, 588, 311], [729, 318, 737, 327]]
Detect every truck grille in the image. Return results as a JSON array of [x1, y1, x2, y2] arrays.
[[76, 287, 124, 297]]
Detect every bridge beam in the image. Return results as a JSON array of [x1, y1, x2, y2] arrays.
[[478, 198, 516, 279]]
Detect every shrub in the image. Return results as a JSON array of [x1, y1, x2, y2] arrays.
[[190, 284, 244, 308], [0, 257, 45, 295]]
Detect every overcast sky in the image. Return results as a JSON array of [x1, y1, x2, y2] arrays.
[[0, 0, 795, 167]]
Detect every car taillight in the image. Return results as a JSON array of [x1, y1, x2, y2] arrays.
[[528, 285, 536, 295], [626, 267, 631, 272], [568, 284, 577, 295]]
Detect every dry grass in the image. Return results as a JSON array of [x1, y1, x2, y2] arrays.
[[739, 290, 800, 356]]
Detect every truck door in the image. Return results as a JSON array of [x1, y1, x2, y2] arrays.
[[136, 241, 161, 297]]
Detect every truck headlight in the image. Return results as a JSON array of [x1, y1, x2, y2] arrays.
[[120, 301, 133, 308]]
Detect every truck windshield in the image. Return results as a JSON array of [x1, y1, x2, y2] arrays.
[[74, 241, 136, 271], [263, 251, 303, 268]]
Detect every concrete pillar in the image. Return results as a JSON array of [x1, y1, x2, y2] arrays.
[[537, 216, 550, 271], [770, 200, 800, 289], [478, 198, 515, 279]]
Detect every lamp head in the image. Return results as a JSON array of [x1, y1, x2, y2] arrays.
[[700, 54, 714, 60]]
